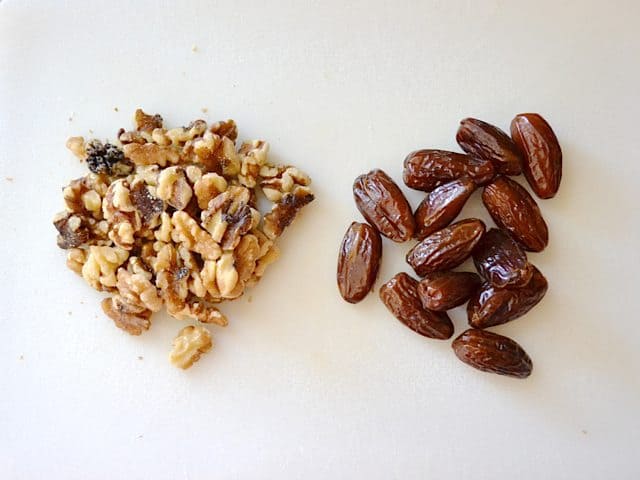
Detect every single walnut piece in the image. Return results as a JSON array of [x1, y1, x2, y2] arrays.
[[56, 109, 314, 368], [169, 325, 213, 369]]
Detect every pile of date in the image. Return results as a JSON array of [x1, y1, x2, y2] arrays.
[[337, 114, 562, 379]]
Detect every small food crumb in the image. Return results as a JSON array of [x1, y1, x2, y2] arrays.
[[247, 295, 253, 303], [88, 129, 94, 134], [5, 176, 13, 182], [136, 434, 143, 439], [68, 112, 75, 122], [201, 107, 208, 113], [138, 356, 144, 360], [191, 45, 198, 53], [582, 429, 588, 435], [114, 107, 119, 112], [18, 355, 24, 361], [68, 311, 72, 316]]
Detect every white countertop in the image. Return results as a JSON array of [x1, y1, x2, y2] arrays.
[[1, 0, 639, 478]]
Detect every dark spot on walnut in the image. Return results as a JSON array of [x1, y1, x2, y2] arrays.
[[175, 267, 190, 280], [264, 190, 314, 238], [130, 182, 164, 226], [221, 203, 253, 250]]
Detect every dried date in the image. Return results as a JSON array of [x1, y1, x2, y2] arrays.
[[452, 329, 532, 378], [406, 218, 485, 276], [482, 176, 548, 252], [403, 149, 495, 192], [379, 273, 454, 340], [417, 271, 481, 311], [414, 177, 476, 240], [472, 228, 532, 288], [456, 118, 523, 175], [353, 169, 415, 242], [510, 113, 562, 199], [467, 265, 548, 328], [337, 222, 383, 304]]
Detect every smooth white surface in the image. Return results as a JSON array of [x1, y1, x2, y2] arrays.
[[1, 1, 639, 478]]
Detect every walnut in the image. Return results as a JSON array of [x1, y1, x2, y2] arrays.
[[154, 212, 172, 242], [165, 120, 207, 145], [156, 166, 192, 210], [81, 246, 129, 291], [66, 248, 87, 274], [102, 296, 151, 335], [129, 181, 164, 227], [116, 268, 163, 312], [66, 136, 86, 159], [63, 175, 108, 218], [215, 252, 238, 298], [234, 234, 260, 284], [201, 186, 259, 250], [209, 119, 238, 141], [193, 173, 227, 209], [185, 165, 203, 184], [130, 165, 160, 186], [53, 211, 91, 249], [263, 187, 314, 239], [260, 165, 312, 202], [123, 143, 180, 167], [187, 131, 239, 175], [134, 109, 163, 132], [169, 325, 212, 369], [238, 140, 269, 188], [171, 211, 221, 260], [185, 301, 228, 326], [253, 244, 280, 278], [102, 179, 141, 249]]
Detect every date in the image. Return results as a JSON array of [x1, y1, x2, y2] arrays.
[[456, 117, 523, 175], [406, 218, 485, 276], [510, 113, 562, 199], [337, 222, 383, 304], [414, 177, 476, 240], [353, 169, 415, 242], [467, 265, 548, 328], [452, 329, 532, 378], [472, 228, 532, 288], [403, 149, 495, 192], [379, 273, 454, 340], [417, 271, 481, 311], [482, 176, 548, 252]]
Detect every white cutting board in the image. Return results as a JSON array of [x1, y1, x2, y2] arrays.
[[1, 1, 639, 478]]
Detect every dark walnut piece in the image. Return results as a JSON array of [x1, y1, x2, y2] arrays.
[[406, 218, 485, 277], [452, 329, 533, 379], [417, 271, 481, 311], [402, 149, 495, 192], [353, 169, 415, 242], [467, 265, 548, 328], [414, 177, 476, 240], [472, 228, 532, 288], [456, 118, 523, 175], [510, 113, 562, 199], [379, 273, 453, 339], [85, 140, 132, 176], [482, 176, 548, 252], [337, 222, 382, 304]]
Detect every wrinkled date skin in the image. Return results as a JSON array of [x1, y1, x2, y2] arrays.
[[467, 265, 548, 328], [337, 222, 383, 304], [452, 329, 532, 379], [403, 149, 495, 192], [456, 118, 523, 176], [414, 177, 476, 240], [417, 271, 481, 312], [379, 273, 454, 340], [406, 218, 485, 277], [472, 228, 532, 288], [353, 169, 415, 242], [482, 176, 548, 252], [511, 113, 562, 199]]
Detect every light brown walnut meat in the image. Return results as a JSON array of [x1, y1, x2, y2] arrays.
[[63, 175, 108, 218], [171, 211, 221, 261], [193, 173, 227, 210], [263, 187, 314, 239], [134, 109, 164, 133], [156, 166, 193, 210], [169, 325, 213, 369], [81, 246, 129, 291], [101, 296, 151, 335], [116, 268, 163, 313], [260, 165, 311, 202]]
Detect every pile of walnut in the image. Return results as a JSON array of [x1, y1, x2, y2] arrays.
[[54, 109, 314, 369]]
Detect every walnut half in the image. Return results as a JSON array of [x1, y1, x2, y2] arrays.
[[169, 325, 213, 369]]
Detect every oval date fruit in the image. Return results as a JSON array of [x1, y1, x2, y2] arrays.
[[472, 228, 532, 288], [482, 176, 548, 252], [337, 222, 382, 304], [467, 265, 548, 328], [403, 149, 495, 192], [456, 117, 523, 175], [379, 273, 454, 340], [510, 113, 562, 199], [406, 218, 485, 277], [452, 329, 532, 379], [417, 271, 481, 311], [353, 169, 415, 242], [414, 177, 476, 240]]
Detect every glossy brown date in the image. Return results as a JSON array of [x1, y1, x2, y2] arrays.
[[353, 169, 415, 242], [414, 177, 476, 240], [379, 273, 454, 340], [472, 228, 532, 288], [403, 149, 495, 192], [417, 271, 481, 311], [467, 265, 548, 328], [406, 218, 485, 277], [456, 117, 523, 175], [337, 222, 382, 304], [510, 113, 562, 199], [452, 329, 532, 379], [482, 176, 548, 252]]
